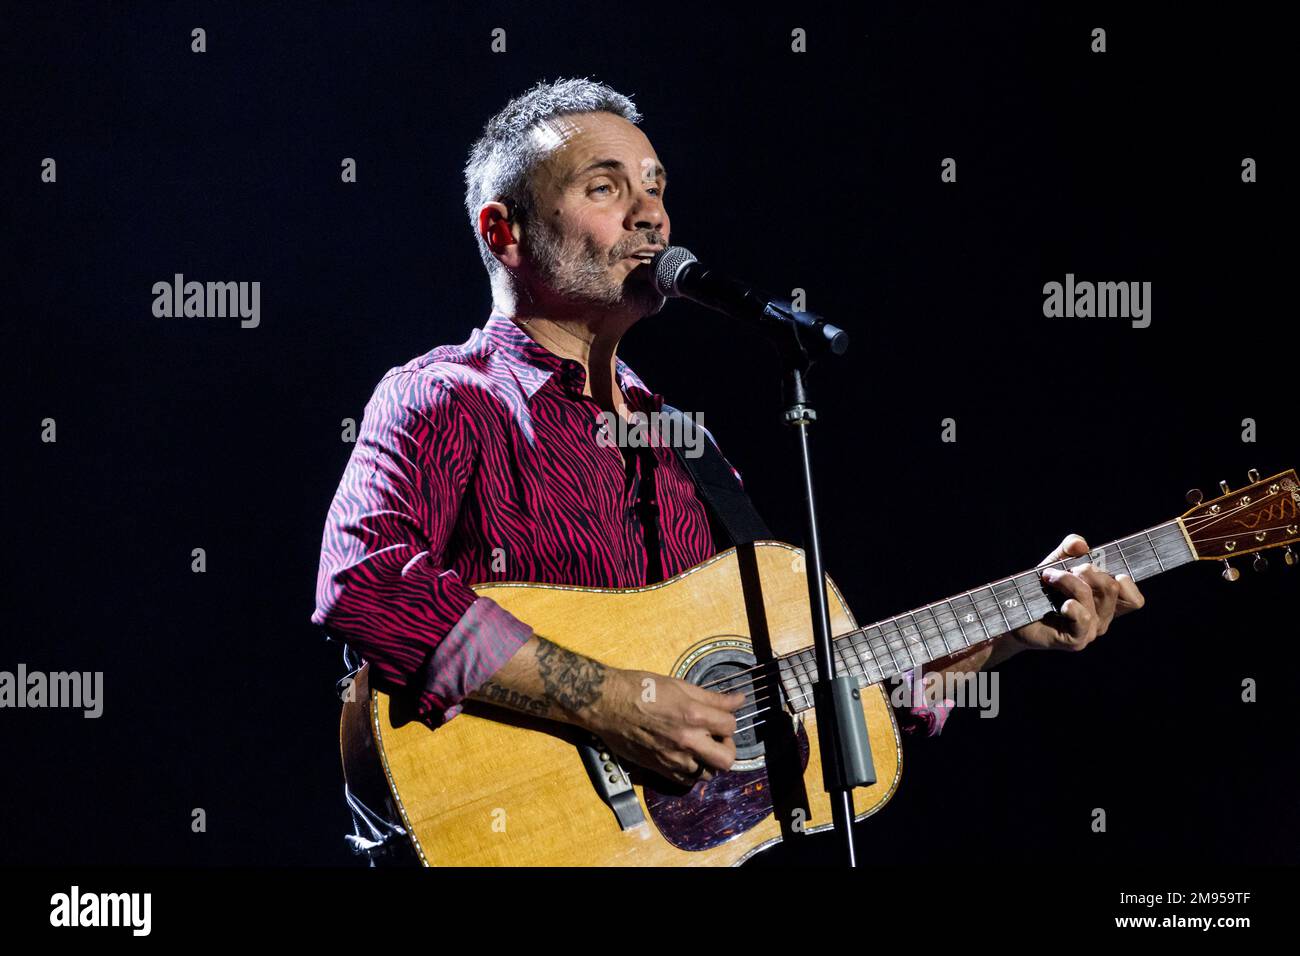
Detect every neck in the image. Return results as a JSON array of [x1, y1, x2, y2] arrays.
[[773, 520, 1197, 714], [502, 307, 632, 408]]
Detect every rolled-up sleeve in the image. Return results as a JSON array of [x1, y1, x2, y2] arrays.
[[311, 370, 533, 726]]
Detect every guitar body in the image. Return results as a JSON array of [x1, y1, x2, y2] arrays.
[[338, 468, 1300, 865], [342, 541, 904, 866]]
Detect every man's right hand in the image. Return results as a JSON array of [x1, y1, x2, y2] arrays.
[[580, 668, 746, 788]]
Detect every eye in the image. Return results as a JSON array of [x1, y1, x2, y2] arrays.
[[590, 183, 613, 195]]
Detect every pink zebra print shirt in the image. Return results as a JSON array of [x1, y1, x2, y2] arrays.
[[311, 310, 950, 736]]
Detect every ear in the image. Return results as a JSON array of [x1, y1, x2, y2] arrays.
[[478, 202, 523, 268]]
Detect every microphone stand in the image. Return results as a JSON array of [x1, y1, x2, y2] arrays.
[[768, 303, 874, 868]]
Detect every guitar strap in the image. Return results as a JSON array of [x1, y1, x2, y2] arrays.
[[660, 404, 772, 548], [658, 408, 815, 827]]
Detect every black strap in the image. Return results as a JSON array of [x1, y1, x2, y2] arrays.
[[661, 404, 771, 547]]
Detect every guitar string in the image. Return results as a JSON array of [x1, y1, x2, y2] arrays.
[[722, 494, 1300, 733], [1175, 486, 1295, 539], [695, 523, 1188, 704], [707, 527, 1185, 704], [1184, 528, 1293, 545], [731, 525, 1290, 734], [716, 537, 1184, 731], [699, 501, 1272, 703], [702, 498, 1287, 732], [708, 526, 1216, 731]]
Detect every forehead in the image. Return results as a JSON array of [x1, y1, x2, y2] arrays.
[[530, 111, 661, 183]]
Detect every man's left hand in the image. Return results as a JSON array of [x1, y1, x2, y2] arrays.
[[1008, 533, 1146, 652]]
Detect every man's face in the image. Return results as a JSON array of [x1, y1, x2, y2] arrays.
[[521, 111, 670, 319]]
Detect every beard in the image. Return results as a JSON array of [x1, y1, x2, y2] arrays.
[[524, 218, 666, 318]]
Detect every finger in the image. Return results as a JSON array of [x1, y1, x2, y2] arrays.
[[683, 679, 747, 711], [681, 695, 741, 738], [1073, 565, 1120, 634], [670, 757, 705, 787], [1113, 573, 1146, 614], [1042, 565, 1095, 612], [1041, 567, 1097, 646], [687, 730, 738, 773], [1053, 598, 1097, 648], [706, 705, 739, 738], [1040, 533, 1090, 566]]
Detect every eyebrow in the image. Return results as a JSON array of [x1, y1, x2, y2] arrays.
[[570, 158, 668, 186]]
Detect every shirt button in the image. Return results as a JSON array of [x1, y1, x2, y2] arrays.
[[559, 360, 585, 393]]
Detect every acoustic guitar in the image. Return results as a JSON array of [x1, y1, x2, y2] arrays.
[[339, 468, 1298, 866]]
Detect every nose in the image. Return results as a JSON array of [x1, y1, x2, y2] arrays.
[[626, 187, 668, 238]]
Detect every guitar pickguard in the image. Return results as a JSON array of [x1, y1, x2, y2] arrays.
[[643, 635, 812, 852], [643, 722, 810, 852]]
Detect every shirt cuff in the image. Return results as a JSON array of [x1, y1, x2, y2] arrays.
[[896, 667, 955, 738], [419, 596, 534, 725]]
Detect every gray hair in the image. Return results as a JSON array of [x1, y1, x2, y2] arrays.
[[463, 77, 642, 297]]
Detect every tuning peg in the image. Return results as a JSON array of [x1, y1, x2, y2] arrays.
[[1248, 468, 1261, 483], [1285, 546, 1296, 568], [1221, 560, 1240, 582], [1253, 553, 1269, 572], [1186, 488, 1203, 505], [1220, 480, 1231, 494]]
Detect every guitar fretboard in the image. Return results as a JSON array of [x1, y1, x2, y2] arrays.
[[774, 520, 1195, 714]]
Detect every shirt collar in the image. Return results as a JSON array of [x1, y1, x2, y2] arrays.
[[484, 310, 664, 413]]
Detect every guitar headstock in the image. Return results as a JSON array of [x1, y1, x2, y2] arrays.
[[1181, 468, 1300, 568]]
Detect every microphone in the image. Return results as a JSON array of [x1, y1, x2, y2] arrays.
[[651, 245, 849, 358]]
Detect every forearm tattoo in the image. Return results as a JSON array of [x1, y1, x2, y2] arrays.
[[474, 681, 551, 717], [534, 636, 607, 714]]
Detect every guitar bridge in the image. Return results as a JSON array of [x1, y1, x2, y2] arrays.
[[578, 736, 646, 831]]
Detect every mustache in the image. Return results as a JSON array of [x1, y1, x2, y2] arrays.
[[612, 236, 666, 260]]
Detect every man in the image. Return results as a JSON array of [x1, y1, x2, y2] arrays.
[[311, 77, 1146, 863]]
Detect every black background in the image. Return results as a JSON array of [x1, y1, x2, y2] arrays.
[[3, 0, 1295, 869]]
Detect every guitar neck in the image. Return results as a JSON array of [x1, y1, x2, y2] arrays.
[[776, 520, 1196, 714]]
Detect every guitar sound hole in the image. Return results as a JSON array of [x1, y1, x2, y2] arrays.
[[683, 645, 780, 766]]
